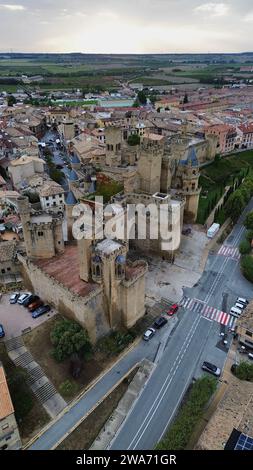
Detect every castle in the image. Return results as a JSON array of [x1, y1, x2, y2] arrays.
[[17, 196, 147, 343], [16, 127, 202, 342]]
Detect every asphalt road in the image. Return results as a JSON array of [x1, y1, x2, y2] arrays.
[[110, 199, 253, 450], [29, 198, 253, 450]]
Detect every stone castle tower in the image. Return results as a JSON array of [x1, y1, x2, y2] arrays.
[[138, 135, 165, 194], [17, 196, 64, 259], [172, 147, 201, 223], [105, 126, 122, 167]]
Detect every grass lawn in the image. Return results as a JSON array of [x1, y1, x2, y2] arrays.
[[202, 151, 253, 186], [56, 368, 137, 450], [0, 343, 50, 445]]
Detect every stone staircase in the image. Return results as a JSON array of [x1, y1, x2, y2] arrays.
[[5, 336, 66, 418]]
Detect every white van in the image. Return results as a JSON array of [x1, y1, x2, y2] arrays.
[[230, 306, 242, 317]]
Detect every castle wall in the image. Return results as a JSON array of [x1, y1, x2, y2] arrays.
[[18, 255, 109, 343]]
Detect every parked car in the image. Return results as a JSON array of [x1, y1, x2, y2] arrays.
[[230, 306, 242, 318], [28, 300, 43, 312], [202, 361, 221, 377], [0, 324, 5, 338], [234, 302, 245, 311], [154, 316, 168, 329], [182, 228, 191, 236], [167, 304, 179, 316], [17, 293, 31, 305], [23, 295, 40, 308], [32, 305, 51, 319], [10, 293, 20, 304], [236, 297, 249, 307], [143, 327, 156, 341]]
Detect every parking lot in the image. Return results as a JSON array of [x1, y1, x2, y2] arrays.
[[0, 293, 56, 341]]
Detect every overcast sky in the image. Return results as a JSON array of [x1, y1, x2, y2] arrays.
[[1, 1, 253, 53]]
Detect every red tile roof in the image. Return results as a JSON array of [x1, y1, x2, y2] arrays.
[[34, 245, 98, 298]]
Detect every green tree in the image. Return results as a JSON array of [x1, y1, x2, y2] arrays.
[[225, 191, 245, 222], [183, 93, 189, 104], [127, 134, 140, 146], [51, 318, 91, 362], [239, 239, 251, 255], [137, 90, 147, 105], [245, 229, 253, 242], [244, 211, 253, 230], [149, 95, 157, 105], [133, 98, 140, 108], [49, 168, 64, 184], [243, 177, 253, 196], [7, 94, 17, 107], [241, 255, 253, 283]]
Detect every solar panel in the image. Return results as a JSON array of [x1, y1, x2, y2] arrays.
[[234, 433, 253, 451]]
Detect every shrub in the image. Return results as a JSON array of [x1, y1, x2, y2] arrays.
[[59, 380, 78, 398], [234, 362, 253, 382]]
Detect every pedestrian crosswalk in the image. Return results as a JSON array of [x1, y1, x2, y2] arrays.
[[181, 297, 236, 328], [217, 245, 240, 260]]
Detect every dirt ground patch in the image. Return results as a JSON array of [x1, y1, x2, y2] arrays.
[[56, 369, 137, 450], [0, 343, 50, 445], [23, 315, 137, 402]]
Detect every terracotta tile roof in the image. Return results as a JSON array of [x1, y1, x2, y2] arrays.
[[238, 124, 253, 134], [0, 365, 14, 420], [38, 181, 63, 198], [34, 245, 98, 298]]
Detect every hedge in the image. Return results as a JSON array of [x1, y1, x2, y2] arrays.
[[156, 376, 217, 450]]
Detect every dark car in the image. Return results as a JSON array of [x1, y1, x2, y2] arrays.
[[23, 295, 40, 308], [28, 300, 43, 312], [154, 316, 168, 329], [32, 305, 51, 319], [182, 228, 191, 236], [202, 361, 221, 377], [0, 324, 5, 338], [9, 293, 20, 304], [231, 363, 238, 374]]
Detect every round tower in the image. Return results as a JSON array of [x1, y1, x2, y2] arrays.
[[16, 196, 32, 256], [65, 190, 78, 241]]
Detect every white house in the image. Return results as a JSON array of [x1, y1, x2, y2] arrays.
[[38, 180, 65, 213]]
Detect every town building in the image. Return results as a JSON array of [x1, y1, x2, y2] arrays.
[[0, 363, 22, 450]]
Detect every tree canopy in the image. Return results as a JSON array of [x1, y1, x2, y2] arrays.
[[244, 211, 253, 231], [127, 134, 140, 146], [50, 318, 91, 362]]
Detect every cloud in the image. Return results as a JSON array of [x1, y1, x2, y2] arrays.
[[194, 2, 229, 17], [244, 11, 253, 22], [0, 3, 25, 10]]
